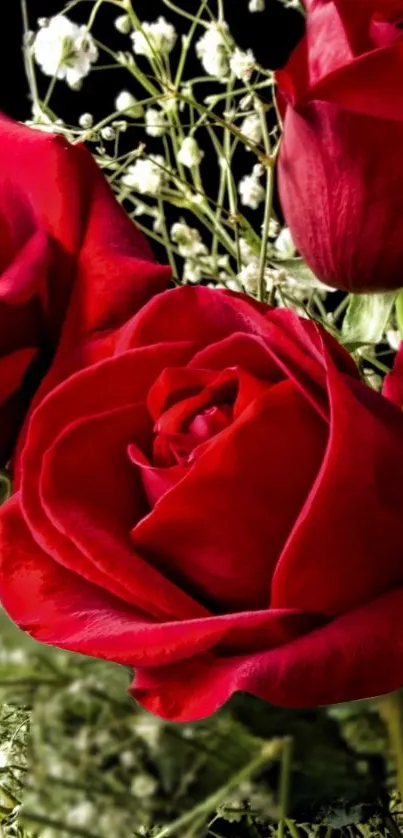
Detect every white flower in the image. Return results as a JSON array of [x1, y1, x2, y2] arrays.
[[177, 136, 204, 168], [78, 112, 93, 129], [114, 14, 132, 35], [131, 774, 158, 798], [115, 90, 143, 117], [238, 169, 265, 210], [68, 802, 96, 827], [230, 47, 255, 82], [237, 262, 272, 295], [131, 16, 177, 59], [387, 330, 401, 352], [195, 23, 231, 80], [33, 15, 98, 88], [239, 237, 258, 265], [145, 107, 167, 137], [171, 222, 208, 258], [122, 155, 166, 195], [274, 227, 296, 259], [240, 114, 262, 147], [248, 0, 265, 10]]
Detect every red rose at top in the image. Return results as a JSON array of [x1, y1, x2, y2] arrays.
[[277, 0, 403, 292]]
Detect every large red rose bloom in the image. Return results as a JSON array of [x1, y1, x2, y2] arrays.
[[1, 286, 403, 721]]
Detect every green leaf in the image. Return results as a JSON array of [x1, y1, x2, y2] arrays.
[[395, 288, 403, 336], [0, 470, 10, 506], [341, 292, 396, 345], [271, 258, 333, 289]]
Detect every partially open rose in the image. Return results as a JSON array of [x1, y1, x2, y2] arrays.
[[277, 0, 403, 291], [2, 286, 403, 721], [0, 114, 169, 466]]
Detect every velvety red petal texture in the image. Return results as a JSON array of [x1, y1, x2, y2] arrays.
[[0, 113, 170, 467], [1, 287, 403, 721], [132, 588, 403, 721], [277, 1, 403, 291]]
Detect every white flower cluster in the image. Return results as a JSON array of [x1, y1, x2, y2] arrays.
[[145, 107, 167, 137], [131, 16, 177, 59], [237, 237, 273, 295], [122, 155, 166, 195], [238, 164, 266, 210], [240, 113, 262, 147], [177, 136, 204, 168], [33, 15, 98, 88], [171, 221, 231, 286], [195, 23, 256, 82]]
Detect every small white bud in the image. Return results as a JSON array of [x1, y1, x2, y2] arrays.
[[78, 112, 93, 129], [114, 14, 132, 35]]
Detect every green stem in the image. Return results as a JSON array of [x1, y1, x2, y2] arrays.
[[153, 740, 283, 838], [379, 690, 403, 802], [277, 737, 293, 838]]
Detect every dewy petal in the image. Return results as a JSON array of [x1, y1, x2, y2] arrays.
[[131, 586, 403, 722], [131, 381, 327, 613], [271, 354, 403, 615]]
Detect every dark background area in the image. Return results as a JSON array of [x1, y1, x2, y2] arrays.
[[2, 1, 304, 122]]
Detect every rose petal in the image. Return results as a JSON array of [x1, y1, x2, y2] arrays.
[[131, 381, 327, 613], [131, 587, 403, 722], [271, 355, 403, 614], [304, 42, 403, 120], [0, 495, 323, 669]]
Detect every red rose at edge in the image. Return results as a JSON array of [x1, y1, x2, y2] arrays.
[[0, 114, 170, 466], [1, 286, 403, 722], [277, 0, 403, 292]]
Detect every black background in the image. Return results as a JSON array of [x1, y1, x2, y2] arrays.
[[2, 1, 304, 122]]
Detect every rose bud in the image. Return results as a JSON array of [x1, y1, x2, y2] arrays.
[[277, 0, 403, 292]]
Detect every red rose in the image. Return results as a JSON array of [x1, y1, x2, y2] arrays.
[[2, 285, 403, 721], [277, 0, 403, 292], [0, 114, 170, 466]]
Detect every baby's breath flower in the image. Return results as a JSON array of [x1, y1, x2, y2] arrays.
[[177, 136, 204, 168], [78, 112, 93, 129], [67, 802, 96, 827], [387, 330, 401, 352], [114, 14, 132, 35], [100, 126, 115, 141], [115, 90, 144, 118], [240, 113, 262, 147], [131, 773, 158, 798], [145, 107, 167, 137], [274, 226, 296, 258], [33, 15, 98, 88], [122, 155, 166, 195], [171, 222, 208, 258], [131, 17, 177, 59], [238, 168, 265, 210], [248, 0, 265, 10], [230, 47, 255, 82], [195, 23, 231, 80], [237, 262, 272, 295]]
